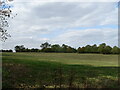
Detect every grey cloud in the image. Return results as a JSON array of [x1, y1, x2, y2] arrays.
[[1, 2, 118, 49], [52, 28, 117, 48]]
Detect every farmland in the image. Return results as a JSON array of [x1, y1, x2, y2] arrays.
[[2, 52, 119, 88]]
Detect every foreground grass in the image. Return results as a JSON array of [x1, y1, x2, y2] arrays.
[[2, 52, 119, 88]]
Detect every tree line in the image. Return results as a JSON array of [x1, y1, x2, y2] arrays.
[[1, 42, 120, 54], [0, 49, 12, 52]]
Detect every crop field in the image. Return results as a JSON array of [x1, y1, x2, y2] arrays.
[[2, 52, 120, 88]]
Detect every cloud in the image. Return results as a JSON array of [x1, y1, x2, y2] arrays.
[[51, 28, 118, 48], [1, 2, 118, 50], [13, 0, 119, 2]]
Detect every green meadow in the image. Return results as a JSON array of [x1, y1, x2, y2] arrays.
[[2, 52, 119, 88]]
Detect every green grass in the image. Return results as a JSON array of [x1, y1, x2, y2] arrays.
[[2, 52, 118, 66], [2, 52, 119, 88]]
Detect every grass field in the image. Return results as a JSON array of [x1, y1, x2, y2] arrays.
[[2, 52, 119, 88]]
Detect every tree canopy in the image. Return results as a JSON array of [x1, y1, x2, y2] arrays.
[[7, 42, 119, 54]]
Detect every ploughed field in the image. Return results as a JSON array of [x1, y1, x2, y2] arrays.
[[2, 52, 119, 88]]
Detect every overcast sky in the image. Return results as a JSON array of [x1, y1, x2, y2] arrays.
[[1, 0, 118, 50]]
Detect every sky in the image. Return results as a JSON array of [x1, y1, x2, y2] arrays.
[[1, 0, 118, 50]]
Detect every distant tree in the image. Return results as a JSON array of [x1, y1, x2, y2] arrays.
[[1, 49, 13, 52], [77, 47, 85, 53], [61, 44, 69, 53], [25, 48, 30, 52], [51, 44, 62, 52], [102, 45, 112, 54], [9, 49, 13, 52], [91, 44, 98, 53], [15, 45, 25, 52], [31, 48, 39, 52], [51, 44, 77, 53], [40, 42, 51, 49], [98, 43, 106, 54], [111, 46, 119, 54], [84, 45, 92, 53], [66, 46, 77, 53], [43, 48, 52, 52]]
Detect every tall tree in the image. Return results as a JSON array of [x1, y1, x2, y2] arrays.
[[0, 0, 13, 41], [15, 45, 25, 52], [40, 42, 51, 50]]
